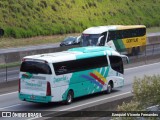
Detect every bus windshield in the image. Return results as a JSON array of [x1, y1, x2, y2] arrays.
[[81, 34, 101, 46]]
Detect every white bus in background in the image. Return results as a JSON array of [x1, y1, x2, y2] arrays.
[[19, 46, 128, 104], [81, 25, 146, 55]]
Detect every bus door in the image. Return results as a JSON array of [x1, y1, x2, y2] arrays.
[[108, 56, 124, 87]]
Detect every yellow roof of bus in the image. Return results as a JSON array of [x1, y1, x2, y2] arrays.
[[115, 25, 146, 30]]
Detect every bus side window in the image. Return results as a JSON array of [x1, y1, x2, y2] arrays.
[[109, 56, 124, 74], [53, 56, 108, 75]]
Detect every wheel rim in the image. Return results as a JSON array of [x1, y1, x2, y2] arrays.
[[108, 84, 111, 93], [67, 93, 72, 103]]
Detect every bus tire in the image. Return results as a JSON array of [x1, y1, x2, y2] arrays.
[[106, 82, 112, 94], [131, 47, 136, 56], [65, 90, 74, 105], [136, 46, 140, 55], [132, 47, 140, 56]]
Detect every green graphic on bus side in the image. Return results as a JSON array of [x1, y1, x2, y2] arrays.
[[22, 72, 33, 79], [54, 76, 69, 82], [113, 39, 125, 52]]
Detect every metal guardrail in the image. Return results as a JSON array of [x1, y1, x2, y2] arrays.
[[0, 43, 160, 83], [120, 43, 160, 65]]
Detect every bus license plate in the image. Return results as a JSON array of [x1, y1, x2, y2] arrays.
[[30, 95, 35, 100]]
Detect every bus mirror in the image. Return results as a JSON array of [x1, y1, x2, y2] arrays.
[[77, 36, 81, 43], [97, 36, 104, 46], [97, 38, 101, 46], [120, 55, 129, 64]]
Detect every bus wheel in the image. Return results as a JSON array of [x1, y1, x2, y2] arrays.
[[65, 90, 73, 105], [136, 46, 140, 55], [131, 47, 136, 56], [132, 47, 140, 56], [106, 83, 112, 94]]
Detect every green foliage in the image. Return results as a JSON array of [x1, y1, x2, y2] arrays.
[[133, 75, 160, 107], [0, 62, 20, 69], [116, 75, 160, 120], [117, 100, 142, 111], [0, 0, 160, 38]]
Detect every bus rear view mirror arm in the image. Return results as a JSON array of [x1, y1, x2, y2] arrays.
[[120, 55, 129, 64], [97, 36, 104, 46]]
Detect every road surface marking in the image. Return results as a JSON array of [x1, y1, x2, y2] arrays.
[[0, 104, 21, 110], [125, 62, 160, 70], [0, 91, 17, 97], [0, 77, 18, 82], [7, 77, 18, 80], [59, 91, 131, 111], [0, 70, 19, 74]]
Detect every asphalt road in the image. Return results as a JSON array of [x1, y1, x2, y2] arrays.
[[0, 62, 160, 119]]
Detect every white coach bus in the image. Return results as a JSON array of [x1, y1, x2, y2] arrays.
[[81, 25, 146, 55], [19, 46, 128, 104]]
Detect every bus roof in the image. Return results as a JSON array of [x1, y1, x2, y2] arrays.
[[82, 25, 146, 34], [68, 46, 114, 53], [116, 25, 146, 30], [23, 46, 120, 63]]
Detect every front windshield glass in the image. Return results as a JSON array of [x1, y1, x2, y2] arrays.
[[81, 34, 101, 46], [64, 37, 76, 42]]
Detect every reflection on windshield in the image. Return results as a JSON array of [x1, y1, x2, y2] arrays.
[[81, 34, 100, 46], [64, 37, 76, 42]]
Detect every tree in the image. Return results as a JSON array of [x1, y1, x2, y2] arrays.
[[115, 75, 160, 120]]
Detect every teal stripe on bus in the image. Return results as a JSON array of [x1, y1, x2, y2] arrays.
[[76, 52, 105, 59]]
